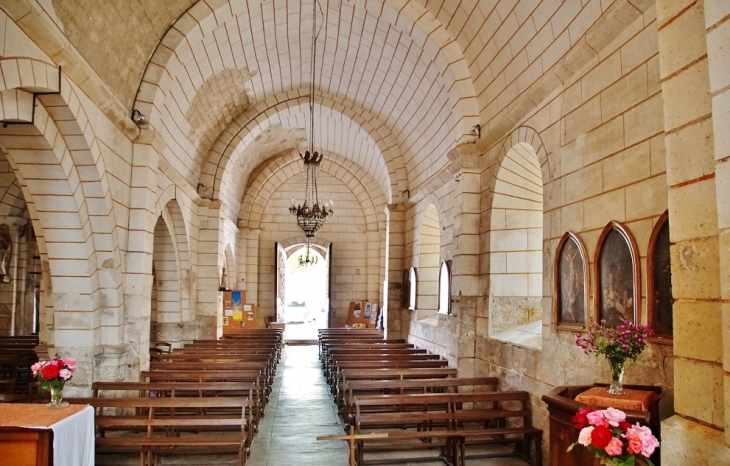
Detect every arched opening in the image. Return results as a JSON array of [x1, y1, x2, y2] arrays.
[[282, 244, 329, 342], [416, 204, 440, 321], [150, 215, 182, 346], [0, 150, 40, 337], [648, 211, 673, 340], [489, 142, 543, 349]]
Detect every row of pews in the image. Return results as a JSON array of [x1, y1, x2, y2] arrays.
[[0, 335, 39, 401], [66, 328, 283, 466], [319, 329, 543, 466]]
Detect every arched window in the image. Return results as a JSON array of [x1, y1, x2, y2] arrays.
[[648, 212, 673, 340], [408, 267, 417, 311], [438, 260, 451, 314]]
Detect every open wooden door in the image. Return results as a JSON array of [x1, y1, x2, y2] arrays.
[[274, 242, 286, 322], [328, 243, 333, 328]]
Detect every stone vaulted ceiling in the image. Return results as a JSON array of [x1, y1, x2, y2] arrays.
[[45, 0, 477, 207]]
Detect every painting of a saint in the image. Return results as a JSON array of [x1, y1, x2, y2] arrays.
[[650, 217, 673, 336], [596, 224, 638, 327], [555, 232, 588, 329]]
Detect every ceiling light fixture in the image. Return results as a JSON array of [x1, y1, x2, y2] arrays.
[[289, 0, 333, 238]]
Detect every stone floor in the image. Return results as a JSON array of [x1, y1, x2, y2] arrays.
[[100, 345, 531, 465]]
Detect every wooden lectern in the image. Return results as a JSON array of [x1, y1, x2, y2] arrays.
[[542, 384, 661, 466]]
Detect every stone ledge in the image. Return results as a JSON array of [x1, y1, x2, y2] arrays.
[[661, 415, 730, 465]]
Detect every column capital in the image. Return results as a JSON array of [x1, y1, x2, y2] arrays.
[[134, 128, 166, 154], [447, 142, 480, 172]]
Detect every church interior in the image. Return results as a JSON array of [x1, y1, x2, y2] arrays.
[[0, 0, 729, 464]]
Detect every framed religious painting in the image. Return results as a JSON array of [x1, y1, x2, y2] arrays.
[[401, 269, 410, 308], [647, 211, 673, 342], [594, 221, 640, 327], [553, 231, 589, 330]]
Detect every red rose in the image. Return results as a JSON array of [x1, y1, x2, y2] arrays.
[[590, 425, 614, 449], [618, 421, 632, 431], [41, 363, 60, 380], [55, 359, 65, 369], [572, 409, 592, 429]]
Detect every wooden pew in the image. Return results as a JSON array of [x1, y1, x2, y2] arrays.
[[336, 368, 458, 407], [91, 381, 262, 431], [351, 391, 542, 466], [149, 360, 273, 386], [341, 377, 499, 422], [67, 396, 250, 466], [331, 359, 449, 388]]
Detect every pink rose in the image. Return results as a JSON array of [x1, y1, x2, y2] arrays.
[[62, 358, 76, 372], [623, 423, 660, 457], [605, 437, 623, 456], [31, 362, 42, 375], [59, 368, 72, 380], [577, 426, 594, 446], [587, 410, 609, 427], [604, 407, 627, 427]]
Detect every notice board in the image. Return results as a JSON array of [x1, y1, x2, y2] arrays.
[[345, 301, 379, 328]]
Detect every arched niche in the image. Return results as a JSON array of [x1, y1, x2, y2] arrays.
[[488, 142, 543, 348], [416, 204, 440, 320]]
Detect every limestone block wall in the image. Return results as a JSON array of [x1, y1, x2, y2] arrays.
[[250, 171, 385, 329], [402, 3, 676, 456], [656, 0, 730, 462], [401, 187, 456, 361]]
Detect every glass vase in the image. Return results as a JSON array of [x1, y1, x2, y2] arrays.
[[607, 358, 625, 395], [47, 381, 69, 409]]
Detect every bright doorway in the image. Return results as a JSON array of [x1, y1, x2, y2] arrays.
[[281, 244, 329, 342]]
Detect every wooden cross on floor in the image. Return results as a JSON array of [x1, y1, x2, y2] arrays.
[[316, 426, 389, 466]]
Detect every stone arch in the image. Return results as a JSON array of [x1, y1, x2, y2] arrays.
[[239, 152, 386, 234], [223, 243, 235, 290], [0, 61, 126, 378], [151, 212, 182, 344], [414, 197, 441, 319], [153, 190, 192, 324], [280, 235, 331, 260], [205, 91, 406, 204], [133, 1, 476, 199], [486, 128, 545, 348]]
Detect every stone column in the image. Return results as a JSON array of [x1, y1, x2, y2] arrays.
[[447, 145, 481, 376], [196, 200, 224, 339], [385, 204, 405, 339], [246, 228, 262, 309], [122, 129, 163, 377], [705, 0, 730, 449], [656, 0, 730, 462], [366, 231, 380, 302]]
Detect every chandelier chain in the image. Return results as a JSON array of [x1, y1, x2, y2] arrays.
[[289, 0, 333, 238]]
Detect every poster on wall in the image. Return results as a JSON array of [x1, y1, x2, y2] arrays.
[[364, 303, 372, 319], [232, 290, 243, 321], [554, 231, 589, 330]]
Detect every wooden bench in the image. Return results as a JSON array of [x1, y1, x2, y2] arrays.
[[352, 391, 542, 466], [341, 377, 499, 423], [67, 396, 250, 466], [149, 360, 273, 386], [331, 359, 449, 388], [91, 381, 262, 432], [325, 353, 441, 383], [139, 370, 269, 405], [336, 368, 458, 405]]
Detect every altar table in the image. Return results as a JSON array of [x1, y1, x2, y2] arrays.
[[0, 403, 94, 466]]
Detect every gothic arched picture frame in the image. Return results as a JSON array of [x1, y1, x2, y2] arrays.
[[554, 231, 589, 330], [594, 221, 640, 327]]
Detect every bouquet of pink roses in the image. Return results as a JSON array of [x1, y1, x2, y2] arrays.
[[31, 358, 76, 390], [568, 407, 659, 466]]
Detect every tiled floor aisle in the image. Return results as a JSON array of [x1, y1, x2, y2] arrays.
[[247, 344, 350, 466], [248, 345, 529, 466]]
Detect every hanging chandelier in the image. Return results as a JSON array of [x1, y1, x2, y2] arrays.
[[298, 242, 319, 267], [289, 0, 333, 238]]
